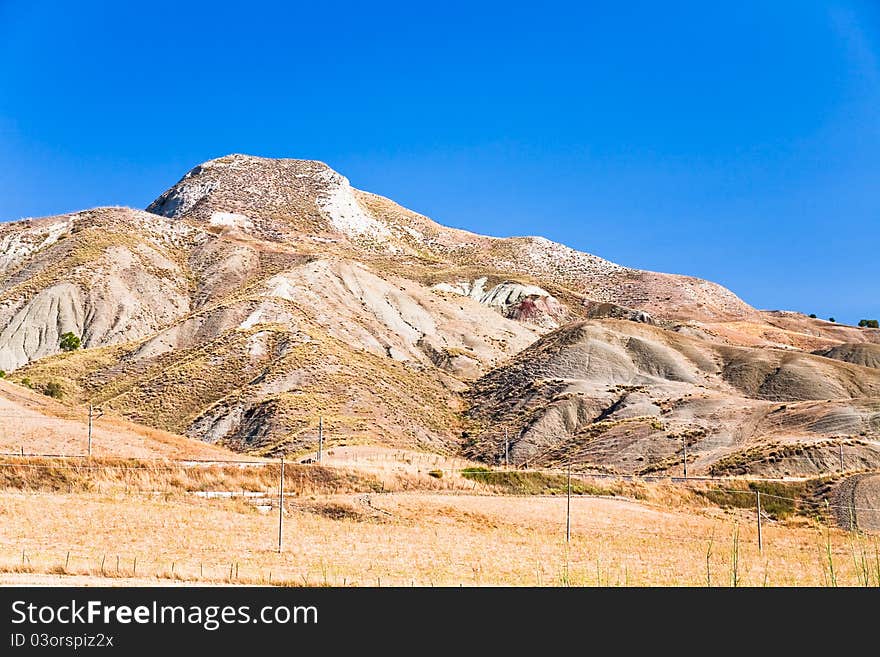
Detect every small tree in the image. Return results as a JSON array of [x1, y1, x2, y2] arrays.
[[809, 314, 817, 319], [44, 381, 63, 399], [59, 332, 81, 352], [829, 317, 836, 323], [859, 319, 879, 329]]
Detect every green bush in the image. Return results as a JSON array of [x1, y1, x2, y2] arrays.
[[0, 370, 5, 378], [43, 381, 63, 399], [59, 332, 81, 352], [20, 377, 32, 389], [427, 470, 443, 479], [858, 319, 879, 329], [808, 313, 817, 319], [829, 317, 836, 323]]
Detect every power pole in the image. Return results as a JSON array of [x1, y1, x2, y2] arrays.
[[277, 456, 285, 553], [317, 416, 323, 463], [566, 462, 572, 544], [755, 490, 763, 553], [682, 437, 688, 480], [87, 405, 103, 457]]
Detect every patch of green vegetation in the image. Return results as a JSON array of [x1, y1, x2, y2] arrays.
[[696, 481, 810, 519], [59, 332, 81, 352], [460, 468, 616, 496], [43, 381, 63, 399], [427, 469, 443, 479]]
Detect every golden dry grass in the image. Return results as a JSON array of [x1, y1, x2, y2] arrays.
[[1, 484, 877, 586], [0, 379, 247, 460]]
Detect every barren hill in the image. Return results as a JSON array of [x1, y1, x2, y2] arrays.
[[1, 154, 878, 472], [465, 320, 880, 475]]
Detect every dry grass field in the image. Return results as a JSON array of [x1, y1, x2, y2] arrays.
[[1, 455, 878, 587], [0, 372, 875, 587]]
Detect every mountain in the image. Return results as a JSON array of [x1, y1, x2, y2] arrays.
[[2, 154, 879, 472]]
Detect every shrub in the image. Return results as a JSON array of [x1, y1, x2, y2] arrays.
[[427, 470, 443, 479], [0, 370, 5, 378], [59, 332, 81, 352], [809, 313, 817, 319], [858, 319, 879, 329], [43, 381, 63, 399], [829, 317, 836, 323]]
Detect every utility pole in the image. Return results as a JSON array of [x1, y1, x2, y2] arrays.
[[755, 490, 763, 553], [317, 416, 323, 463], [87, 405, 103, 457], [682, 436, 688, 480], [566, 462, 572, 544], [504, 429, 509, 469], [839, 442, 845, 473], [277, 456, 285, 553]]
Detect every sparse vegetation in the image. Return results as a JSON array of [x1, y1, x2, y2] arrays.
[[43, 381, 63, 399], [859, 319, 879, 329], [695, 480, 812, 519], [460, 468, 621, 496]]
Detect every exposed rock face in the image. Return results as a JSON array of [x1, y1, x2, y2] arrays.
[[582, 301, 654, 324], [1, 154, 877, 473], [433, 277, 566, 328]]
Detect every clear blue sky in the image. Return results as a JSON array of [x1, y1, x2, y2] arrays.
[[1, 1, 878, 325]]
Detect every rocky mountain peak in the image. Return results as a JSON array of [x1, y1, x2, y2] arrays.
[[144, 154, 397, 245]]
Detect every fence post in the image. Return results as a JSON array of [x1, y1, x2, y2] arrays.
[[755, 490, 763, 553], [277, 456, 285, 553], [318, 417, 323, 463], [566, 462, 572, 544]]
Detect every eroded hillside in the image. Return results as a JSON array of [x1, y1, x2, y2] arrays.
[[2, 154, 878, 471]]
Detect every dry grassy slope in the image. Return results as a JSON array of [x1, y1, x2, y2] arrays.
[[10, 261, 516, 453], [0, 379, 245, 459], [465, 319, 880, 474], [354, 190, 758, 323]]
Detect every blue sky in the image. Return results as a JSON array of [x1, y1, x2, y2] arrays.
[[1, 1, 878, 324]]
